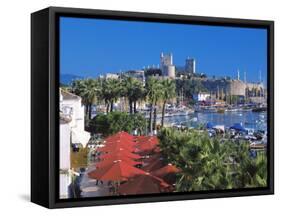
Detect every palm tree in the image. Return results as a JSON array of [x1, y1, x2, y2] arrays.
[[101, 78, 121, 113], [158, 128, 238, 191], [123, 77, 136, 114], [123, 77, 145, 114], [84, 79, 99, 119], [146, 77, 162, 134], [152, 80, 162, 132], [71, 79, 99, 120], [160, 79, 176, 127], [133, 81, 145, 113], [109, 78, 122, 112]]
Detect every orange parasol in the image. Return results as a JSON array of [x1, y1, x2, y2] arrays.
[[142, 156, 164, 172], [151, 164, 181, 178], [88, 160, 147, 181], [97, 144, 136, 153], [96, 158, 141, 168], [118, 173, 170, 195], [136, 136, 159, 151], [99, 151, 141, 160], [104, 131, 134, 142], [105, 139, 136, 146]]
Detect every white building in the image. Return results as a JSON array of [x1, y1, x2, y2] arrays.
[[99, 73, 119, 79], [193, 92, 211, 102], [59, 89, 91, 199], [160, 52, 176, 78]]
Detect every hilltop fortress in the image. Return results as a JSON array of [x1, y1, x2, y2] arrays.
[[100, 52, 266, 103]]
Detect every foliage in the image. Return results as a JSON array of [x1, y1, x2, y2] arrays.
[[161, 79, 176, 127], [89, 111, 147, 136], [176, 79, 208, 100], [71, 76, 146, 116], [145, 77, 163, 132], [158, 128, 267, 192], [71, 78, 100, 120], [122, 77, 146, 114], [100, 78, 122, 112]]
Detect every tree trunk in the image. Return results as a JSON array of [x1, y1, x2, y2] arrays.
[[85, 103, 89, 125], [88, 104, 92, 120], [106, 103, 110, 113], [161, 100, 166, 128], [153, 101, 157, 131], [133, 101, 137, 114], [110, 101, 114, 112], [149, 104, 153, 134], [129, 99, 133, 114]]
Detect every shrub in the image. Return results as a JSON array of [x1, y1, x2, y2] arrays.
[[89, 111, 147, 137]]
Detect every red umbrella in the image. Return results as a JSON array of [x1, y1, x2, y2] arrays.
[[136, 136, 158, 143], [88, 160, 147, 181], [153, 146, 161, 153], [116, 131, 133, 138], [134, 135, 148, 142], [98, 144, 135, 153], [142, 153, 162, 163], [137, 143, 156, 151], [104, 131, 134, 142], [136, 136, 159, 151], [142, 157, 164, 172], [151, 164, 181, 178], [96, 158, 141, 168], [105, 139, 135, 146], [99, 151, 141, 160], [104, 141, 137, 150], [118, 173, 170, 195]]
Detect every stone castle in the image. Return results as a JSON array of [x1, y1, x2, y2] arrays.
[[201, 78, 266, 103]]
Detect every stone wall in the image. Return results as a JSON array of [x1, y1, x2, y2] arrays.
[[201, 78, 264, 98]]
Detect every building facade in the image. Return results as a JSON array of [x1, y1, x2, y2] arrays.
[[59, 89, 91, 199]]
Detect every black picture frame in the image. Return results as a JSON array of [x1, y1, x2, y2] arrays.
[[31, 6, 274, 209]]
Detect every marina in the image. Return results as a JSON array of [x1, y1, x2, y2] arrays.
[[163, 109, 267, 132]]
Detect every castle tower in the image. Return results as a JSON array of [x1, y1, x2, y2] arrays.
[[185, 58, 196, 74], [160, 52, 175, 78]]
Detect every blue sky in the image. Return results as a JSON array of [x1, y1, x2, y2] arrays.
[[60, 17, 267, 83]]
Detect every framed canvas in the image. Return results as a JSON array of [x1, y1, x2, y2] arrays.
[[31, 6, 274, 208]]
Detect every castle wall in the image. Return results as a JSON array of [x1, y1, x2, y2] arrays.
[[229, 80, 246, 96], [201, 79, 264, 98]]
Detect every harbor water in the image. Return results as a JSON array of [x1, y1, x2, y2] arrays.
[[164, 111, 267, 132]]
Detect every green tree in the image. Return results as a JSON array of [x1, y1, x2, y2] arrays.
[[158, 128, 267, 192], [145, 77, 162, 133], [100, 78, 121, 113], [89, 112, 146, 136], [160, 79, 176, 127], [123, 77, 145, 114], [71, 78, 99, 120], [175, 79, 208, 103]]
